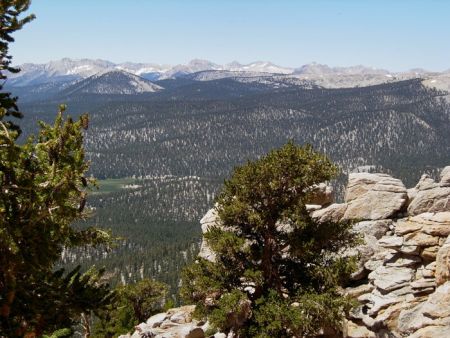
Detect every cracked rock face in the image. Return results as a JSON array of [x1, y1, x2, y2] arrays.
[[311, 203, 347, 223], [436, 235, 450, 285], [441, 167, 450, 186], [198, 208, 220, 262], [408, 171, 450, 216], [408, 187, 450, 216], [347, 220, 392, 281], [397, 212, 450, 237], [343, 173, 407, 220], [369, 266, 414, 292], [305, 182, 334, 206]]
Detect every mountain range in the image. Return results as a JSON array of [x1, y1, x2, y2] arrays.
[[6, 58, 292, 86], [8, 58, 450, 90]]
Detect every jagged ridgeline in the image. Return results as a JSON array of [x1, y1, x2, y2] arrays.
[[13, 74, 450, 296]]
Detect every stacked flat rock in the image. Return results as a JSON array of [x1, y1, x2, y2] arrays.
[[339, 167, 450, 338]]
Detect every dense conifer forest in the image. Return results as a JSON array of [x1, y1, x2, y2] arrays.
[[61, 177, 221, 299]]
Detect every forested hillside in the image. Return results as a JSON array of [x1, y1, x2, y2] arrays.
[[12, 74, 450, 297], [16, 77, 450, 184], [60, 176, 221, 299]]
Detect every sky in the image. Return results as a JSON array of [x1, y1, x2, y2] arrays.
[[9, 0, 450, 72]]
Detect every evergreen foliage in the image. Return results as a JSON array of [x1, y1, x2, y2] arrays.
[[182, 142, 358, 337], [0, 104, 115, 336], [0, 0, 34, 134], [93, 278, 167, 338], [0, 2, 115, 336]]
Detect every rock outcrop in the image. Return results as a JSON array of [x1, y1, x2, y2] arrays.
[[119, 306, 218, 338], [339, 168, 450, 338], [198, 208, 220, 262], [127, 166, 450, 338], [306, 182, 334, 206], [407, 173, 450, 216], [343, 173, 408, 220]]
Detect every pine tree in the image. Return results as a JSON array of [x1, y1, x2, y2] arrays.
[[0, 0, 35, 134], [0, 104, 117, 337], [93, 279, 167, 338], [182, 142, 358, 337], [0, 2, 115, 336]]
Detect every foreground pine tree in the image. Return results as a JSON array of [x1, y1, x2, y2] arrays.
[[0, 105, 117, 337], [0, 0, 34, 134], [1, 2, 114, 336], [182, 142, 358, 337]]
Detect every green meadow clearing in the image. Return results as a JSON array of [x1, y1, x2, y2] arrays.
[[92, 178, 140, 194]]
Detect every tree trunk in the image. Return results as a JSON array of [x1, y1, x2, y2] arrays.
[[81, 312, 91, 338], [262, 224, 282, 294]]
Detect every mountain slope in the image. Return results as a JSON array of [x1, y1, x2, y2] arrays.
[[60, 70, 163, 95]]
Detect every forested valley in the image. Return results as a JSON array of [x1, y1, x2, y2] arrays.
[[10, 74, 450, 298]]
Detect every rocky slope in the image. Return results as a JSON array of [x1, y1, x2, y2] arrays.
[[123, 166, 450, 337]]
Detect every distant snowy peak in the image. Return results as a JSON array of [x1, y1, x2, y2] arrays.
[[8, 58, 116, 86], [159, 59, 222, 79], [114, 62, 171, 76], [62, 70, 163, 95], [162, 60, 293, 79], [49, 58, 113, 76], [66, 64, 95, 75], [294, 62, 390, 76], [422, 72, 450, 93], [187, 59, 222, 71], [294, 63, 331, 76], [225, 61, 293, 74], [8, 58, 170, 86]]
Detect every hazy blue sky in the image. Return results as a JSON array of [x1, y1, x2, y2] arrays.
[[9, 0, 450, 71]]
